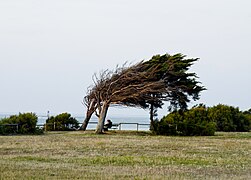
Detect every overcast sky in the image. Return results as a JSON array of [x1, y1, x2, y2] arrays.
[[0, 0, 250, 117]]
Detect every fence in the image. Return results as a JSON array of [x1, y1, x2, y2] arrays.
[[116, 123, 150, 131], [81, 122, 150, 131], [36, 122, 150, 131], [0, 124, 19, 133], [0, 123, 150, 132]]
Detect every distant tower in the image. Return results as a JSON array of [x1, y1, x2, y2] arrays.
[[47, 111, 50, 119]]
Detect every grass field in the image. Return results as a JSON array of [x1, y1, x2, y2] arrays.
[[0, 131, 250, 180]]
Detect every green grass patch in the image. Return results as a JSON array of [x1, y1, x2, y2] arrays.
[[0, 131, 250, 179]]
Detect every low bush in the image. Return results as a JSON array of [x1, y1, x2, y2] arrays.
[[46, 113, 79, 131], [0, 113, 42, 135], [208, 104, 250, 132], [243, 109, 251, 131], [153, 105, 216, 136]]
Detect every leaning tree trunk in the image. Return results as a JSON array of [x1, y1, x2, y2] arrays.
[[80, 111, 94, 131], [80, 99, 97, 131], [95, 101, 109, 134], [149, 103, 154, 131]]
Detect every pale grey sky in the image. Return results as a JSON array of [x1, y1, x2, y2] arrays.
[[0, 0, 250, 116]]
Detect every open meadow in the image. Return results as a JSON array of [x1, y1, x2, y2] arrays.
[[0, 131, 250, 180]]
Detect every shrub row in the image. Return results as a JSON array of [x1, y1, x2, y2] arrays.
[[0, 113, 43, 135], [0, 112, 80, 134], [208, 104, 250, 132], [152, 104, 251, 136]]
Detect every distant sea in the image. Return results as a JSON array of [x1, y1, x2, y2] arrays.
[[0, 114, 151, 131]]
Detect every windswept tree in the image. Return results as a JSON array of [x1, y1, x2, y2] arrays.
[[81, 53, 205, 134], [87, 63, 166, 133], [142, 54, 205, 126]]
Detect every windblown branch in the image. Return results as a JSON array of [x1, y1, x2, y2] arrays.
[[83, 53, 205, 127]]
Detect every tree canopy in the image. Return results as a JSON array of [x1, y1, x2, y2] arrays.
[[81, 53, 205, 133]]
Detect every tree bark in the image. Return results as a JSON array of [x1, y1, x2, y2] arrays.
[[150, 103, 154, 131], [79, 111, 93, 131], [80, 99, 97, 131], [95, 101, 109, 134]]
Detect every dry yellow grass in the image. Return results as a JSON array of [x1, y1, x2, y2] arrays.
[[0, 131, 250, 179]]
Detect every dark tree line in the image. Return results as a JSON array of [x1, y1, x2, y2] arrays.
[[81, 53, 205, 134], [154, 104, 251, 136]]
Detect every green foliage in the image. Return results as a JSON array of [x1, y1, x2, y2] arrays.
[[46, 113, 79, 131], [142, 54, 205, 127], [153, 104, 250, 136], [208, 104, 250, 132], [153, 105, 216, 136], [0, 113, 41, 135], [243, 109, 251, 130], [143, 54, 205, 111], [178, 105, 216, 136]]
